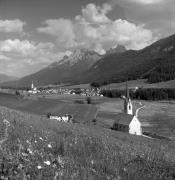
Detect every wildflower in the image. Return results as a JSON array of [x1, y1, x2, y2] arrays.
[[91, 160, 94, 165], [44, 160, 51, 166], [39, 137, 44, 141], [57, 156, 64, 168], [27, 148, 33, 154], [22, 152, 28, 157], [48, 144, 52, 148], [123, 167, 127, 172], [74, 136, 78, 144], [26, 140, 30, 144], [37, 165, 42, 169]]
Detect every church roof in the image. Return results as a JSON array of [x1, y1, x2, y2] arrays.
[[114, 113, 134, 126]]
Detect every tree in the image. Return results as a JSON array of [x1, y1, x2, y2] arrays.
[[86, 97, 91, 104], [90, 82, 100, 88]]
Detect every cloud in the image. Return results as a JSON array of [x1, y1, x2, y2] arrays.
[[37, 3, 155, 53], [0, 39, 36, 56], [111, 0, 175, 38], [125, 0, 163, 4], [78, 3, 111, 24], [0, 19, 25, 33], [37, 18, 76, 48], [0, 54, 11, 60], [0, 39, 72, 77]]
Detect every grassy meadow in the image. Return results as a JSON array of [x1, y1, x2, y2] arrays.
[[96, 98, 175, 139], [0, 93, 98, 123], [0, 93, 175, 179], [57, 79, 175, 90], [0, 106, 175, 179]]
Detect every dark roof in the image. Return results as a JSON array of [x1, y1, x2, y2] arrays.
[[113, 113, 134, 126]]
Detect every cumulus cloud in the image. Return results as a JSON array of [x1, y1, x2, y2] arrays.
[[0, 39, 72, 77], [0, 39, 36, 56], [78, 3, 111, 24], [0, 19, 25, 33], [37, 3, 155, 53], [111, 0, 175, 38], [37, 18, 76, 48]]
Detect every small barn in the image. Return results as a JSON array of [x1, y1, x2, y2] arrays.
[[112, 113, 142, 135], [47, 113, 73, 123]]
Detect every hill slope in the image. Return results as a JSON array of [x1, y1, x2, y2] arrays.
[[0, 105, 175, 179], [3, 49, 101, 87], [0, 74, 18, 83], [82, 34, 175, 84]]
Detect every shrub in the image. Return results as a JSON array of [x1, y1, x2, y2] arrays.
[[86, 97, 91, 104]]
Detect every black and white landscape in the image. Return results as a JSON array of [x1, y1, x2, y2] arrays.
[[0, 0, 175, 179]]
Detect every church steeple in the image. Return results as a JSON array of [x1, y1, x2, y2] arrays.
[[31, 81, 34, 90], [124, 81, 133, 115]]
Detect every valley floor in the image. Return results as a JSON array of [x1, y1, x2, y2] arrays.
[[0, 92, 174, 139]]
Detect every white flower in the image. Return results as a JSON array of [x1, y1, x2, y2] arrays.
[[26, 140, 30, 144], [37, 165, 42, 169], [39, 137, 44, 141], [44, 160, 51, 166], [48, 144, 52, 148], [91, 160, 94, 165], [27, 148, 33, 154]]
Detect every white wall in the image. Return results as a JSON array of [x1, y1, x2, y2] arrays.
[[129, 116, 142, 135]]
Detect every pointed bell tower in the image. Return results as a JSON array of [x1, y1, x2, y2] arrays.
[[124, 81, 133, 115], [31, 81, 34, 90]]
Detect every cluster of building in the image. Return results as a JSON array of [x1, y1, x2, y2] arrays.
[[27, 82, 103, 97]]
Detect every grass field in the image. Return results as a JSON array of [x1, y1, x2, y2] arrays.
[[0, 93, 97, 123], [0, 93, 175, 139], [0, 106, 175, 179], [0, 93, 175, 178], [100, 79, 175, 90], [61, 79, 175, 90], [96, 98, 175, 139]]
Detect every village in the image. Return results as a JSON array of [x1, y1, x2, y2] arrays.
[[0, 81, 172, 140], [0, 81, 103, 97]]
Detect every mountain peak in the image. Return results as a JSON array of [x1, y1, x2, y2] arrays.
[[106, 45, 126, 55], [58, 48, 101, 66]]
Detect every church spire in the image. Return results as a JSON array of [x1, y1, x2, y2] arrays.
[[124, 81, 133, 115], [125, 81, 129, 99], [31, 81, 34, 90]]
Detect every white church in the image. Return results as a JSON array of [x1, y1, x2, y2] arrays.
[[28, 81, 39, 94], [113, 83, 143, 136]]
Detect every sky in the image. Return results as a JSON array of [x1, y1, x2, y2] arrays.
[[0, 0, 175, 77]]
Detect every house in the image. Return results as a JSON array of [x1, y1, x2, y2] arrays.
[[47, 113, 73, 123], [129, 115, 142, 135], [112, 113, 142, 135]]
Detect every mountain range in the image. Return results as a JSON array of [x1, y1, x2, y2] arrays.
[[2, 34, 175, 88]]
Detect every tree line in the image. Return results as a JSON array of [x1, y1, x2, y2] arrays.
[[100, 88, 175, 100], [146, 63, 175, 83]]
